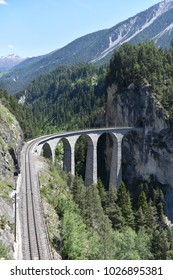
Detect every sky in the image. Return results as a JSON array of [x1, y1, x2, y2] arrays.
[[0, 0, 162, 58]]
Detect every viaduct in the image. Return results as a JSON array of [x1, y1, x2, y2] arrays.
[[35, 127, 142, 187]]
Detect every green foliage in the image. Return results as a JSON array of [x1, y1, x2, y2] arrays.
[[105, 186, 125, 230], [135, 227, 153, 260], [0, 242, 10, 260], [0, 215, 8, 230], [117, 182, 134, 228], [0, 180, 13, 204], [41, 163, 173, 260], [61, 211, 88, 260], [113, 227, 139, 260], [106, 42, 173, 119], [55, 141, 64, 165], [5, 40, 172, 260], [151, 228, 170, 260], [75, 135, 87, 180], [0, 87, 41, 139], [97, 178, 107, 207], [16, 64, 106, 133]]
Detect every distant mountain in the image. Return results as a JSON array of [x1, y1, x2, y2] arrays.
[[0, 54, 26, 71], [1, 0, 173, 94]]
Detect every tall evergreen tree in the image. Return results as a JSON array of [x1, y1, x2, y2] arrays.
[[105, 185, 125, 229], [151, 229, 170, 260], [117, 182, 134, 228]]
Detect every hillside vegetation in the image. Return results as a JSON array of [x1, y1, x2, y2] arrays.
[[0, 100, 23, 259], [0, 88, 40, 139], [2, 41, 173, 259], [106, 41, 173, 119], [17, 64, 107, 132], [40, 164, 173, 260], [14, 41, 173, 136], [37, 41, 173, 259]]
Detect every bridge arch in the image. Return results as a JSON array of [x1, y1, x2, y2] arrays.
[[75, 134, 95, 185], [42, 142, 53, 161], [97, 132, 118, 189], [60, 137, 72, 173], [35, 127, 141, 187]]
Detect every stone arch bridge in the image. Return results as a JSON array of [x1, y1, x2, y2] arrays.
[[36, 127, 142, 187]]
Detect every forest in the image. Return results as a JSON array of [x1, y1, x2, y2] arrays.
[[39, 41, 173, 260], [16, 64, 107, 134], [2, 41, 173, 137], [1, 41, 173, 259], [40, 164, 173, 260], [106, 41, 173, 119], [0, 88, 39, 139]]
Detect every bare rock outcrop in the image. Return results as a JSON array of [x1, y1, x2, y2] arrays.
[[106, 83, 173, 220], [0, 102, 23, 258]]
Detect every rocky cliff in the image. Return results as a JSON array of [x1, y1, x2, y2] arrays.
[[106, 82, 173, 220], [0, 102, 23, 258]]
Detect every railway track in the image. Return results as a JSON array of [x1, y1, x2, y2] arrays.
[[20, 140, 52, 260], [18, 127, 142, 259]]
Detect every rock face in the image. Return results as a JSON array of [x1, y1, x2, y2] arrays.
[[106, 83, 173, 220], [0, 103, 23, 179], [0, 102, 23, 258]]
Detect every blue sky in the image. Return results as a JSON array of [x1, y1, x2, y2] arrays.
[[0, 0, 161, 57]]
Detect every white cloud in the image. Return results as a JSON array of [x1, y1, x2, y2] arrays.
[[0, 0, 7, 5], [8, 44, 15, 49]]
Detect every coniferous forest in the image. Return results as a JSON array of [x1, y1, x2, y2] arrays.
[[1, 41, 173, 259], [36, 41, 173, 260], [40, 164, 173, 260]]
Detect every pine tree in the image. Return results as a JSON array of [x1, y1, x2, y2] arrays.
[[145, 200, 158, 230], [71, 175, 87, 215], [135, 227, 153, 260], [138, 191, 149, 215], [86, 229, 101, 260], [61, 211, 88, 260], [97, 178, 107, 207], [151, 229, 170, 260], [117, 182, 134, 228], [105, 185, 125, 229], [112, 227, 139, 260], [135, 207, 146, 230]]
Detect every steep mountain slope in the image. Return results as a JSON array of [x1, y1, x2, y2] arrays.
[[1, 0, 173, 94], [105, 42, 173, 221], [0, 101, 23, 259], [16, 64, 106, 132]]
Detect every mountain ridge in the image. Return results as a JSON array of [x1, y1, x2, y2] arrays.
[[1, 0, 173, 94]]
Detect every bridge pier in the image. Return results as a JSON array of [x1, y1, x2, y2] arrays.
[[109, 133, 124, 188], [85, 135, 99, 186], [35, 128, 140, 188], [63, 135, 79, 175]]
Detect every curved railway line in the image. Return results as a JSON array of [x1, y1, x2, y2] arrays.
[[18, 127, 142, 259], [24, 143, 41, 259], [19, 139, 52, 260]]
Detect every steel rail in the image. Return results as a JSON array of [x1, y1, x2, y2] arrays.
[[21, 139, 52, 259], [24, 143, 41, 259]]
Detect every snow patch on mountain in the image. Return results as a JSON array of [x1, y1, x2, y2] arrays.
[[153, 22, 173, 42], [91, 0, 173, 63], [0, 54, 26, 71]]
